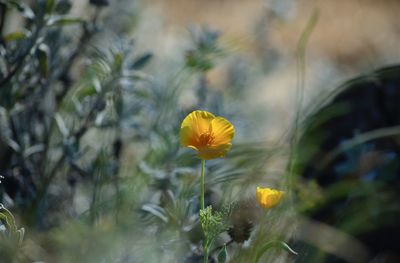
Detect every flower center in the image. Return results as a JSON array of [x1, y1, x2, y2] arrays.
[[198, 132, 215, 146]]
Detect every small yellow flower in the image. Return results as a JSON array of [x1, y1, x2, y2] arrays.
[[256, 187, 284, 209], [180, 110, 235, 160]]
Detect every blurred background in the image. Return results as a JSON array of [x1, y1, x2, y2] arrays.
[[1, 0, 400, 262]]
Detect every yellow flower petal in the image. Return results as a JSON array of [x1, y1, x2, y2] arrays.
[[198, 143, 232, 160], [210, 117, 235, 145], [180, 110, 215, 147], [256, 187, 284, 209]]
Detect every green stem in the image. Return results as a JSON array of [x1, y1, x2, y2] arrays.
[[200, 159, 208, 262], [200, 159, 205, 210], [203, 244, 209, 263]]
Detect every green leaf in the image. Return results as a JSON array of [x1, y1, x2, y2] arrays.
[[92, 78, 102, 93], [46, 0, 55, 13], [4, 138, 20, 152], [254, 240, 298, 263], [0, 204, 17, 234], [54, 113, 69, 137], [3, 1, 35, 19], [3, 31, 28, 42], [130, 53, 153, 70], [141, 204, 168, 223], [217, 244, 228, 263], [75, 85, 97, 99], [16, 228, 24, 245], [47, 16, 84, 26], [113, 52, 123, 72], [23, 144, 45, 158], [37, 43, 50, 78], [0, 204, 25, 245]]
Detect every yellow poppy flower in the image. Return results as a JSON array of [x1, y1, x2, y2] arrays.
[[256, 187, 284, 209], [180, 110, 235, 160]]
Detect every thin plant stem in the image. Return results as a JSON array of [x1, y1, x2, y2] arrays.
[[287, 9, 319, 199], [203, 245, 209, 263], [200, 159, 205, 210], [199, 158, 208, 262]]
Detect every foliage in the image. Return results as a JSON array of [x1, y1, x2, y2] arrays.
[[0, 203, 25, 262], [200, 205, 231, 258], [0, 1, 290, 262], [2, 1, 386, 263]]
